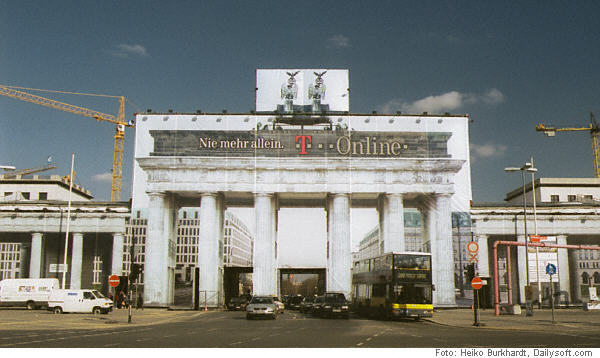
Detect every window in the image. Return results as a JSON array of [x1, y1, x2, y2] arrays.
[[3, 192, 12, 197], [38, 192, 48, 200], [568, 195, 577, 202], [550, 195, 560, 203], [21, 192, 30, 200]]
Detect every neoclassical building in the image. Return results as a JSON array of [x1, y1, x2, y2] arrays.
[[472, 178, 600, 307], [132, 69, 472, 308]]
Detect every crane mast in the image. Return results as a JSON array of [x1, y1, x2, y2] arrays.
[[0, 84, 133, 201], [536, 112, 600, 178]]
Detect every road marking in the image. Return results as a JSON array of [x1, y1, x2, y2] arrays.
[[366, 338, 372, 342], [104, 343, 119, 347], [356, 342, 364, 346]]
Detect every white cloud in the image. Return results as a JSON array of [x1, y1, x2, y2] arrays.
[[470, 142, 508, 162], [378, 88, 505, 114], [112, 44, 149, 58], [327, 34, 350, 48], [92, 172, 113, 183], [481, 88, 505, 105]]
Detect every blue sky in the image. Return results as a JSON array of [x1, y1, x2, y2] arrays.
[[2, 1, 600, 203]]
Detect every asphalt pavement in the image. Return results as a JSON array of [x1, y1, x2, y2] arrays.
[[2, 306, 599, 335]]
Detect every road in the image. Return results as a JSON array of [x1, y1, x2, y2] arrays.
[[1, 310, 599, 348]]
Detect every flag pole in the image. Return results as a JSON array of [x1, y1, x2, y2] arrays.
[[62, 153, 75, 289]]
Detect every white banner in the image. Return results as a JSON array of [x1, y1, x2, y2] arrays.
[[528, 236, 558, 283]]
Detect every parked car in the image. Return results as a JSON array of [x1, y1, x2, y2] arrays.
[[299, 296, 315, 313], [48, 289, 113, 314], [272, 297, 285, 314], [320, 292, 350, 319], [246, 296, 278, 320], [0, 278, 59, 310], [286, 295, 303, 310], [310, 295, 325, 316], [227, 296, 249, 311]]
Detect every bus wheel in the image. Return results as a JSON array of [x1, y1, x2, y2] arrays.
[[53, 307, 63, 314], [26, 301, 36, 310]]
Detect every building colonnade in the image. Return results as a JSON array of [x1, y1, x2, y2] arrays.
[[142, 190, 456, 308]]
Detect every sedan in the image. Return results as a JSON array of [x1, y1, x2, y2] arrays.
[[246, 296, 278, 320]]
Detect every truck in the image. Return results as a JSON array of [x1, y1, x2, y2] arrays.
[[48, 289, 113, 314], [0, 278, 60, 309]]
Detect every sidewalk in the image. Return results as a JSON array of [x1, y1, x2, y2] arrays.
[[427, 307, 600, 334], [0, 307, 201, 331]]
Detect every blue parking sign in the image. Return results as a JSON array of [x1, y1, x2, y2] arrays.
[[546, 263, 557, 275]]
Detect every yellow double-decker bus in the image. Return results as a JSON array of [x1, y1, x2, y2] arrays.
[[351, 252, 433, 320]]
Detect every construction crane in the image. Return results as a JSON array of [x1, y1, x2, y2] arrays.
[[0, 84, 134, 201], [1, 164, 57, 179], [536, 112, 600, 178]]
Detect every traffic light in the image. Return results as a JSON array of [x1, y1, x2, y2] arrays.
[[129, 263, 141, 281], [465, 263, 475, 282]]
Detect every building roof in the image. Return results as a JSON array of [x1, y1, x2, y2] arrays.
[[0, 174, 93, 200], [505, 177, 600, 202]]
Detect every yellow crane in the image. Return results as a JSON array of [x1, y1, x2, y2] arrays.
[[536, 112, 600, 178], [0, 84, 134, 201]]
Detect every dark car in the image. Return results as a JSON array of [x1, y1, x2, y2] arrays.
[[286, 295, 304, 310], [227, 296, 249, 311], [310, 296, 325, 316], [319, 292, 350, 319], [299, 296, 315, 313]]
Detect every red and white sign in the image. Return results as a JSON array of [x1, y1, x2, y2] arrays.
[[108, 275, 120, 288], [529, 235, 547, 243], [471, 277, 483, 290], [467, 241, 479, 263]]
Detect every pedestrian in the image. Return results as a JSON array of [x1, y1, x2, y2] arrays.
[[137, 293, 144, 310]]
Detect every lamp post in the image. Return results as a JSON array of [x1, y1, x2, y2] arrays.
[[505, 162, 537, 316], [530, 156, 542, 309]]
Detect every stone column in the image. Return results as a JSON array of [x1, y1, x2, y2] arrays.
[[556, 235, 570, 296], [29, 233, 43, 278], [253, 193, 277, 296], [326, 193, 351, 297], [378, 193, 405, 253], [516, 235, 528, 304], [70, 233, 84, 289], [198, 192, 224, 307], [111, 233, 124, 276], [476, 235, 490, 278], [144, 192, 176, 307], [427, 193, 456, 307]]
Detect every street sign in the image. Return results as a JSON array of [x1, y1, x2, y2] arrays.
[[108, 274, 120, 288], [530, 235, 547, 243], [546, 263, 557, 276], [471, 277, 483, 290], [467, 241, 479, 263]]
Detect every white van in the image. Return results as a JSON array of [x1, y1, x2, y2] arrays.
[[0, 278, 60, 309], [48, 289, 113, 314]]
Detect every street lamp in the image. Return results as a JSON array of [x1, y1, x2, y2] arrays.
[[505, 162, 537, 316]]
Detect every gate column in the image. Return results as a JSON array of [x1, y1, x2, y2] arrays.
[[378, 193, 406, 253], [253, 193, 277, 296], [326, 193, 351, 297], [144, 192, 177, 307], [426, 193, 456, 307], [198, 192, 225, 307]]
